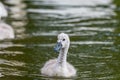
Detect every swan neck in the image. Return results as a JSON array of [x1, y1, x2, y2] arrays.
[[57, 47, 68, 66]]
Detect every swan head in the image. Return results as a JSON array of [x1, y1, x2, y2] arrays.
[[54, 33, 70, 52]]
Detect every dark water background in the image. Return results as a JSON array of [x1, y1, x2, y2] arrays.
[[0, 0, 120, 80]]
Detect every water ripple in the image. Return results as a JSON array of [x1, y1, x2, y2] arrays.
[[29, 0, 113, 7], [28, 7, 115, 18], [71, 41, 113, 45], [0, 59, 25, 67]]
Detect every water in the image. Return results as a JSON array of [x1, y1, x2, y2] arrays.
[[0, 0, 120, 80]]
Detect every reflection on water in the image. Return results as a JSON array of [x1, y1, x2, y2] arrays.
[[0, 0, 120, 80]]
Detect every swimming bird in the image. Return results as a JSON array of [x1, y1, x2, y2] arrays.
[[0, 2, 14, 40], [0, 22, 15, 40], [41, 33, 76, 78], [0, 2, 8, 20]]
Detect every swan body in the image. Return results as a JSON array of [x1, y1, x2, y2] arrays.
[[41, 33, 76, 78], [0, 2, 14, 40], [0, 22, 15, 40]]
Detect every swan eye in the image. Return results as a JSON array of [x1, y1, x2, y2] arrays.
[[63, 39, 65, 41]]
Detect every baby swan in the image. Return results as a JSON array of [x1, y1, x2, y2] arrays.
[[41, 33, 76, 78], [0, 2, 8, 19], [0, 2, 14, 40], [0, 22, 15, 40]]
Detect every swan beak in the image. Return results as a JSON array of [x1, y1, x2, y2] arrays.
[[54, 42, 62, 52]]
